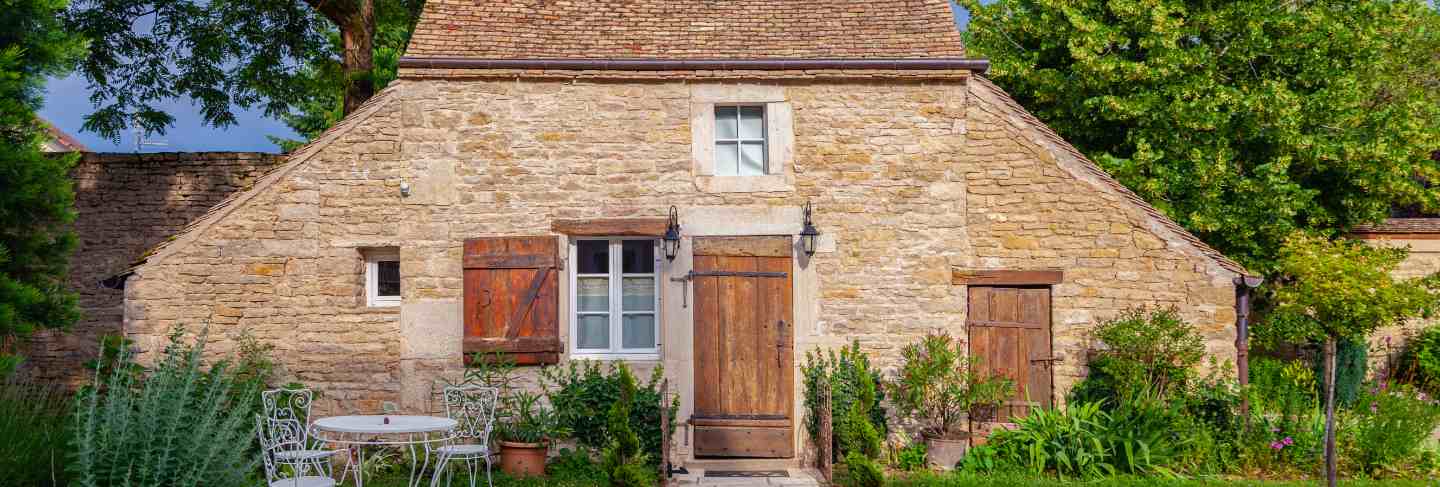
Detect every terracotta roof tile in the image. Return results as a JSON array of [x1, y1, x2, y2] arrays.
[[406, 0, 965, 60], [1351, 218, 1440, 234]]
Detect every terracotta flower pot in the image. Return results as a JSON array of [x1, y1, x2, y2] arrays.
[[498, 441, 547, 477], [923, 431, 970, 470]]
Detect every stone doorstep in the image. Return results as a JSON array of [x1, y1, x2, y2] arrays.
[[671, 468, 822, 487]]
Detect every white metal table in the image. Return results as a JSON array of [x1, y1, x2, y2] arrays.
[[313, 415, 458, 487]]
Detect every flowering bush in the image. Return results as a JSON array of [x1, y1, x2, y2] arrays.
[[1352, 380, 1440, 476]]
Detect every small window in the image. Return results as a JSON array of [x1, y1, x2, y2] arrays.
[[365, 248, 400, 307], [570, 238, 660, 357], [714, 105, 767, 176]]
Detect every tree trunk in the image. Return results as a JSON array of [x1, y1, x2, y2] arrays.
[[305, 0, 376, 115], [1323, 338, 1338, 487]]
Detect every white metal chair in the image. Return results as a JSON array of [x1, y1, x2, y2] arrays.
[[261, 389, 344, 477], [257, 416, 337, 487], [431, 385, 500, 487]]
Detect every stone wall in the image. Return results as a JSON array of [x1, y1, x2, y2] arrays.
[[124, 76, 1240, 458], [19, 152, 284, 386], [1354, 235, 1440, 374]]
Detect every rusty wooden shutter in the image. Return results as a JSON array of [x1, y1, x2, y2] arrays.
[[463, 236, 561, 365]]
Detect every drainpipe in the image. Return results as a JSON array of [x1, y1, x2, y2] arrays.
[[1235, 275, 1263, 423]]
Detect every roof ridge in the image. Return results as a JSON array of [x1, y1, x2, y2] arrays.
[[969, 76, 1252, 278], [122, 85, 403, 278]]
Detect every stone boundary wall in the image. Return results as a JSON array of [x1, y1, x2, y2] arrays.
[[19, 152, 285, 386]]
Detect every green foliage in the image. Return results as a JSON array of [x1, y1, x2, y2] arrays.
[[989, 402, 1114, 478], [983, 395, 1202, 479], [69, 327, 260, 487], [1089, 307, 1205, 399], [802, 341, 890, 462], [1352, 382, 1440, 476], [1249, 357, 1319, 422], [895, 443, 928, 472], [0, 0, 86, 372], [840, 451, 885, 487], [546, 448, 607, 484], [961, 0, 1440, 273], [1312, 339, 1366, 407], [892, 333, 1015, 438], [1264, 235, 1440, 345], [1398, 325, 1440, 392], [0, 379, 71, 486], [542, 360, 677, 467], [66, 0, 423, 141], [599, 364, 653, 487], [497, 390, 569, 444]]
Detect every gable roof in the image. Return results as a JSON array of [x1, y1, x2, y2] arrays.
[[405, 0, 965, 60], [41, 118, 88, 152], [1351, 218, 1440, 235], [969, 76, 1252, 278]]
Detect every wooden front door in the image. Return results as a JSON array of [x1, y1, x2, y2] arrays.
[[691, 236, 795, 458], [967, 286, 1053, 421]]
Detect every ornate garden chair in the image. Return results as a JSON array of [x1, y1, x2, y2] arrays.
[[257, 415, 336, 487], [261, 388, 344, 477], [432, 385, 500, 487]]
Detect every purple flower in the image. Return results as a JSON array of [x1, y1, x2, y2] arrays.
[[1270, 427, 1281, 433], [1283, 437, 1293, 446], [1371, 402, 1379, 413], [1270, 442, 1283, 450]]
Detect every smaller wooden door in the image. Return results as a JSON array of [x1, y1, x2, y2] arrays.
[[967, 286, 1053, 421], [691, 236, 795, 458]]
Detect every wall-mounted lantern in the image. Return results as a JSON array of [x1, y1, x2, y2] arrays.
[[800, 200, 821, 256], [663, 205, 682, 261]]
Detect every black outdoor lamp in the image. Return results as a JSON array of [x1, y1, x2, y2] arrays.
[[662, 205, 681, 261], [799, 200, 821, 256]]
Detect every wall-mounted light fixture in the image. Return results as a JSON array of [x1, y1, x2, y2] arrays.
[[800, 200, 821, 256], [663, 205, 681, 261], [399, 181, 411, 197]]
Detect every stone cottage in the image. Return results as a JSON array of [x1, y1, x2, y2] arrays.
[[1350, 218, 1440, 371], [119, 0, 1252, 468]]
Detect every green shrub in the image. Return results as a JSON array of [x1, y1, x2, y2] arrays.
[[989, 402, 1113, 478], [70, 327, 260, 487], [599, 364, 654, 487], [892, 333, 1014, 440], [543, 360, 677, 466], [0, 379, 70, 486], [841, 451, 885, 487], [547, 448, 607, 483], [1086, 307, 1205, 399], [1352, 381, 1440, 475], [802, 341, 889, 462], [1399, 326, 1440, 392], [1310, 338, 1367, 407], [895, 442, 928, 471]]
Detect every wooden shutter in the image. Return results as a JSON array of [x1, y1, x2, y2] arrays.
[[463, 236, 562, 365]]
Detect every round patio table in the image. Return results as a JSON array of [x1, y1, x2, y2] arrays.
[[313, 415, 458, 487]]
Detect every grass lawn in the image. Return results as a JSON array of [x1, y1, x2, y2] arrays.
[[885, 472, 1438, 486]]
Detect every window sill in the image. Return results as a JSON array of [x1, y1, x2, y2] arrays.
[[568, 352, 661, 362], [694, 174, 793, 193]]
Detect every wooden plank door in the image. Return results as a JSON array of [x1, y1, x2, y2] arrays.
[[967, 286, 1053, 421], [691, 236, 795, 458]]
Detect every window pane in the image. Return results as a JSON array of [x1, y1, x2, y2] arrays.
[[622, 240, 654, 274], [576, 277, 609, 312], [377, 261, 400, 296], [577, 240, 609, 274], [715, 106, 738, 139], [740, 142, 766, 176], [622, 277, 655, 311], [577, 314, 610, 349], [715, 141, 739, 176], [622, 314, 656, 349], [739, 106, 764, 139]]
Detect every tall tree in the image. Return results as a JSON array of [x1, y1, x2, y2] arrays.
[[1264, 235, 1440, 486], [0, 0, 86, 375], [66, 0, 422, 142], [961, 0, 1440, 273]]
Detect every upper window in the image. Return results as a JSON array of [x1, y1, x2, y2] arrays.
[[570, 239, 659, 357], [714, 105, 767, 176], [365, 248, 400, 307]]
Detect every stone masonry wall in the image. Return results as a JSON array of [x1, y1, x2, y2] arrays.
[[1355, 236, 1440, 374], [20, 152, 285, 387], [124, 77, 1238, 436]]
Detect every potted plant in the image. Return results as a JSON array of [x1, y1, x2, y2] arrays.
[[891, 333, 1014, 469], [496, 391, 569, 477]]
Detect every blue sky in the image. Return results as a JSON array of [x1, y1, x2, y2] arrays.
[[39, 2, 976, 154]]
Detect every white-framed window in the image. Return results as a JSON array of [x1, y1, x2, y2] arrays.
[[713, 105, 767, 176], [569, 238, 660, 358], [365, 248, 401, 307]]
